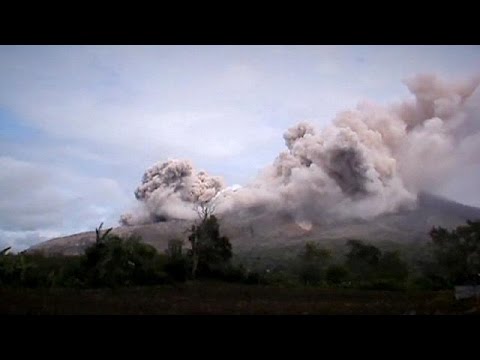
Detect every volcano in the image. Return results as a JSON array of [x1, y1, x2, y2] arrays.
[[27, 192, 480, 256]]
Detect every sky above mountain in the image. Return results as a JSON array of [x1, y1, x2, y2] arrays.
[[1, 45, 479, 250]]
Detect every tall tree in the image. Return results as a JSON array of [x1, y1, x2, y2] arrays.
[[345, 240, 381, 281], [297, 242, 332, 285], [188, 187, 224, 278], [429, 220, 480, 286], [188, 215, 232, 278]]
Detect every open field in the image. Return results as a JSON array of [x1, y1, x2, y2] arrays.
[[1, 282, 479, 315]]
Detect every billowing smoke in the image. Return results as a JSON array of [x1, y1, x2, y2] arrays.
[[120, 159, 224, 225], [121, 74, 480, 228]]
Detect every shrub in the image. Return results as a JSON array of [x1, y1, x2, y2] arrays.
[[221, 264, 247, 282], [326, 264, 349, 285], [427, 220, 480, 287], [0, 252, 84, 288], [81, 234, 167, 288], [345, 240, 381, 281]]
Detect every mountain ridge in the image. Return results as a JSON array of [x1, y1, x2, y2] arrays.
[[27, 192, 480, 256]]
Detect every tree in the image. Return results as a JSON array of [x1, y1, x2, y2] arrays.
[[326, 264, 349, 285], [0, 247, 17, 286], [194, 197, 217, 223], [188, 223, 201, 279], [164, 239, 188, 282], [187, 180, 223, 279], [95, 222, 112, 244], [82, 233, 167, 287], [297, 242, 332, 285], [166, 239, 184, 260], [427, 220, 480, 286], [345, 240, 381, 281], [344, 240, 410, 289], [187, 215, 232, 278], [377, 250, 409, 282]]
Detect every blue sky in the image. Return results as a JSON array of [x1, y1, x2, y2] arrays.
[[1, 45, 479, 250]]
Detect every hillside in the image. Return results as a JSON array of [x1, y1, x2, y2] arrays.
[[27, 193, 480, 256]]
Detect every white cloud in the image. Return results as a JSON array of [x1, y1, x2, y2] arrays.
[[0, 229, 62, 252], [0, 47, 282, 163], [0, 156, 130, 249], [219, 63, 261, 92]]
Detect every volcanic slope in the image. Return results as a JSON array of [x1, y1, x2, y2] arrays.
[[27, 193, 480, 256]]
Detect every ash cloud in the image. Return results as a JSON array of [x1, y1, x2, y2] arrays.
[[121, 74, 480, 227], [120, 159, 224, 225]]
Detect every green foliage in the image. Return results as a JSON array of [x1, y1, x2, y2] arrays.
[[95, 222, 112, 243], [166, 239, 184, 260], [164, 239, 188, 282], [0, 218, 234, 288], [221, 264, 248, 282], [5, 218, 479, 292], [345, 240, 381, 281], [344, 240, 409, 290], [326, 264, 349, 285], [421, 220, 480, 287], [297, 242, 332, 285], [0, 253, 21, 286], [81, 234, 168, 288], [263, 270, 301, 287], [0, 252, 83, 288], [377, 251, 409, 282], [188, 215, 232, 278], [212, 263, 264, 284], [301, 242, 332, 262], [0, 233, 169, 289]]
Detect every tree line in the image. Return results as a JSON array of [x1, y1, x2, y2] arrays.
[[1, 218, 480, 290]]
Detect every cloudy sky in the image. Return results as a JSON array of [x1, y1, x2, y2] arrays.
[[1, 45, 479, 250]]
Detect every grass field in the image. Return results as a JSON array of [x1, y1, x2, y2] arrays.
[[2, 281, 479, 315]]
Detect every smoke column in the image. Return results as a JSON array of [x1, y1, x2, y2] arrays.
[[121, 74, 480, 227]]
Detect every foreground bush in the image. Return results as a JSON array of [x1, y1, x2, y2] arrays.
[[0, 252, 83, 288], [0, 235, 170, 288], [326, 265, 349, 286], [424, 220, 480, 287], [81, 234, 168, 288]]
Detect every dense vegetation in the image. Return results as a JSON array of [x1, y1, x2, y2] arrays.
[[1, 219, 480, 292]]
